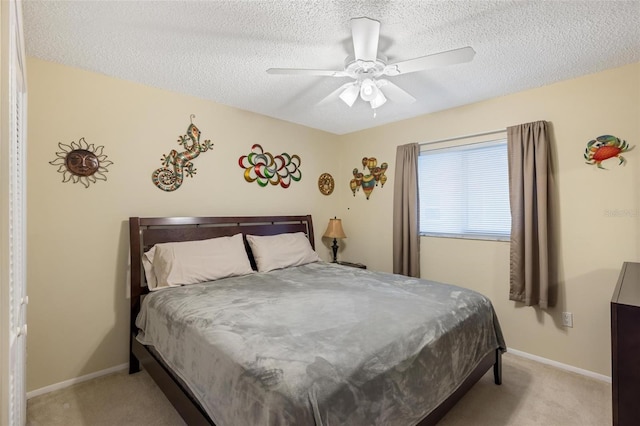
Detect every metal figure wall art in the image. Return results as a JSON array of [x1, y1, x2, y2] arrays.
[[584, 135, 633, 169], [49, 137, 113, 188], [152, 115, 214, 191], [350, 157, 388, 200], [238, 144, 301, 188], [318, 173, 335, 195]]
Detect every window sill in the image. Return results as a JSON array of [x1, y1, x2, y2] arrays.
[[420, 233, 510, 242]]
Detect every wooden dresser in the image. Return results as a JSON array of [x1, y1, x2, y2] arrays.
[[611, 261, 640, 426]]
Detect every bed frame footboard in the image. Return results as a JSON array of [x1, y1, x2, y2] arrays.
[[494, 348, 502, 385]]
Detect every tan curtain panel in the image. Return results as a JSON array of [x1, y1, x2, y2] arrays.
[[507, 121, 552, 308], [393, 143, 420, 278]]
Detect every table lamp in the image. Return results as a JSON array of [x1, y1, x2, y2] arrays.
[[323, 217, 347, 263]]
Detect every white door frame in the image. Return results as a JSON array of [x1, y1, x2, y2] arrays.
[[1, 0, 28, 424]]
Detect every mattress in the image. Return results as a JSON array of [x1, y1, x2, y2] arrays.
[[136, 262, 505, 426]]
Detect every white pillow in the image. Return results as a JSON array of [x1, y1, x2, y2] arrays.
[[142, 246, 157, 288], [246, 232, 320, 272], [148, 233, 253, 290]]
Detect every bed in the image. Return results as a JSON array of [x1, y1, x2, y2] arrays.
[[129, 215, 505, 425]]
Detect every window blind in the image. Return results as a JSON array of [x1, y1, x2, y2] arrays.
[[418, 140, 511, 239]]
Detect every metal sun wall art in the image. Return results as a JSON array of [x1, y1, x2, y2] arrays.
[[152, 115, 214, 192], [49, 137, 113, 188], [584, 135, 633, 169], [350, 157, 388, 200], [239, 144, 301, 188]]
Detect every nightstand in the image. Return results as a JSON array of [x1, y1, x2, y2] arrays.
[[337, 261, 366, 269]]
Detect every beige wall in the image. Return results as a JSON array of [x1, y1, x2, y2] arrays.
[[337, 62, 640, 377], [27, 57, 639, 391], [25, 57, 341, 391]]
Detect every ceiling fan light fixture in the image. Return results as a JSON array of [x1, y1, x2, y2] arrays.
[[359, 78, 378, 102], [370, 90, 387, 109], [339, 83, 360, 107]]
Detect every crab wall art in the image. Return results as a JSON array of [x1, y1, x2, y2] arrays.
[[584, 135, 633, 169], [349, 157, 388, 200]]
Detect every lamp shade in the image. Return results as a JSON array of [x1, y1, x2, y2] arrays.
[[323, 218, 347, 239], [339, 83, 360, 107], [370, 89, 387, 109]]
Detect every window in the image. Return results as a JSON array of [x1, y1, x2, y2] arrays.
[[418, 139, 511, 240]]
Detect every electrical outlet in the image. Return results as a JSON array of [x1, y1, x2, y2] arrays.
[[562, 312, 573, 328]]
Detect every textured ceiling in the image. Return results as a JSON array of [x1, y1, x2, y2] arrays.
[[23, 0, 640, 135]]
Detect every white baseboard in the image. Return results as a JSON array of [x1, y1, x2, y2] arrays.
[[507, 348, 611, 383], [26, 363, 128, 400]]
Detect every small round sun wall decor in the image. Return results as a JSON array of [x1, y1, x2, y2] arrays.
[[49, 137, 113, 188]]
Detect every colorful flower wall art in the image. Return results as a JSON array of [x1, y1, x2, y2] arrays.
[[238, 144, 301, 188], [350, 157, 388, 200]]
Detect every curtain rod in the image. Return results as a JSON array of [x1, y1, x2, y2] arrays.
[[419, 128, 506, 146]]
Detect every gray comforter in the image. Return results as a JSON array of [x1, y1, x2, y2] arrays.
[[136, 262, 505, 426]]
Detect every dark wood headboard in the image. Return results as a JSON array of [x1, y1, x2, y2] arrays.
[[129, 215, 314, 326]]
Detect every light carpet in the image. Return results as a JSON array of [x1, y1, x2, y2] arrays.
[[26, 353, 611, 426]]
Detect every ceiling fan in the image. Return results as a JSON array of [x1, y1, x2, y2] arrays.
[[267, 17, 475, 109]]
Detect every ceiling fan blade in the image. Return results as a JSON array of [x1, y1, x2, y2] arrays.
[[377, 79, 416, 103], [383, 46, 475, 76], [267, 68, 348, 77], [351, 17, 380, 62]]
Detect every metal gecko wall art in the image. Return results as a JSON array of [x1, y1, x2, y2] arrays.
[[350, 157, 388, 200], [238, 144, 301, 188], [152, 115, 214, 191], [584, 135, 633, 169], [49, 137, 113, 188]]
